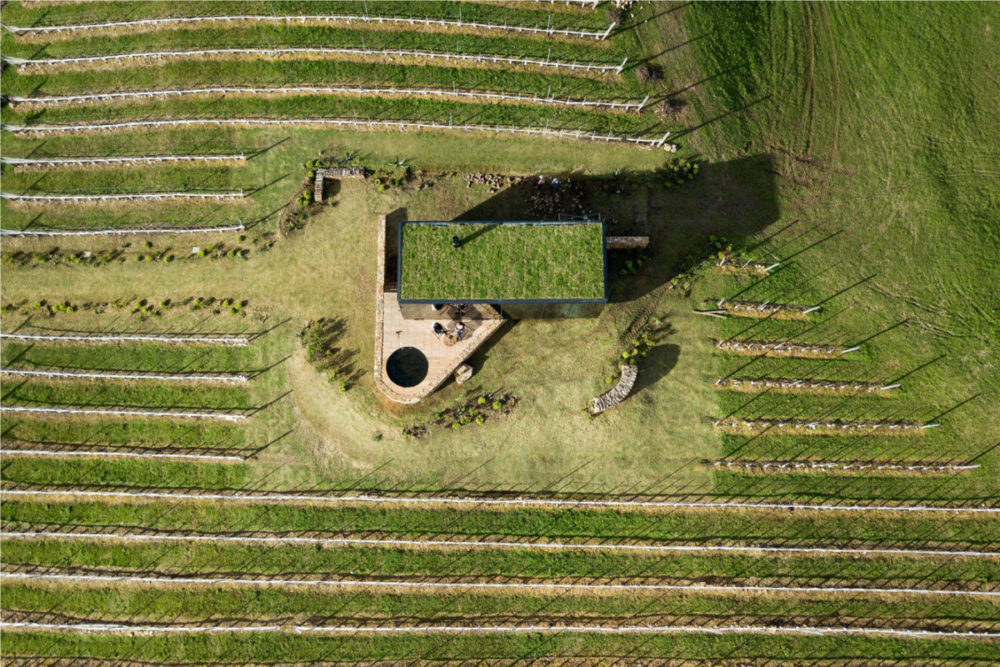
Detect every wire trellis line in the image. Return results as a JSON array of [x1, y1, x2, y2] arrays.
[[1, 224, 246, 237], [1, 191, 245, 203], [2, 47, 628, 76], [0, 15, 616, 40], [1, 620, 997, 640], [0, 405, 248, 422], [1, 487, 995, 514], [0, 450, 246, 462], [9, 87, 649, 112], [2, 571, 997, 598], [0, 367, 249, 384], [1, 154, 246, 169], [3, 530, 996, 558], [0, 332, 250, 345], [3, 119, 673, 149]]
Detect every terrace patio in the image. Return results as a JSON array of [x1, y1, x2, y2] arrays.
[[373, 214, 505, 404]]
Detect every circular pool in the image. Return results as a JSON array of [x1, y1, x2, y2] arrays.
[[386, 347, 429, 388]]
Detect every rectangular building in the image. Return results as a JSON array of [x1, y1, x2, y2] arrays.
[[397, 220, 608, 319]]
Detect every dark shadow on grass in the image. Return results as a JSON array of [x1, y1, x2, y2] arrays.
[[448, 154, 781, 305], [673, 94, 772, 138], [246, 173, 291, 197], [457, 222, 499, 246], [612, 2, 690, 36], [247, 136, 292, 160], [631, 343, 679, 396]]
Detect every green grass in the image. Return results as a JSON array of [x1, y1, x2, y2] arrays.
[[0, 25, 621, 66], [2, 420, 248, 449], [1, 94, 663, 139], [2, 379, 252, 410], [6, 540, 999, 588], [0, 2, 998, 663], [0, 342, 261, 373], [3, 59, 636, 100], [4, 502, 998, 547], [0, 1, 612, 33], [1, 459, 251, 489], [399, 221, 606, 301], [671, 1, 1000, 506], [4, 633, 997, 664], [6, 584, 997, 625]]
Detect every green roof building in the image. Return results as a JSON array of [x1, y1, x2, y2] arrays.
[[398, 220, 607, 318]]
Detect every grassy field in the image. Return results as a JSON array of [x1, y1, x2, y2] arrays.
[[1, 0, 998, 663]]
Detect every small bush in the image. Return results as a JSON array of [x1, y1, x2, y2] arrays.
[[635, 62, 663, 84], [654, 97, 686, 119]]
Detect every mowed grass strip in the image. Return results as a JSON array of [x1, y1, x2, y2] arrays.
[[2, 60, 635, 101], [2, 421, 247, 449], [708, 467, 999, 506], [714, 391, 929, 422], [0, 25, 623, 69], [1, 95, 661, 139], [0, 342, 261, 374], [3, 627, 998, 663], [1, 459, 250, 490], [4, 540, 998, 586], [0, 163, 252, 194], [6, 585, 998, 627], [400, 222, 605, 301], [2, 378, 253, 410], [0, 200, 254, 232], [718, 434, 981, 465], [5, 503, 996, 550]]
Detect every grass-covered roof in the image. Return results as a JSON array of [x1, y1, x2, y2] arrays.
[[399, 221, 606, 302]]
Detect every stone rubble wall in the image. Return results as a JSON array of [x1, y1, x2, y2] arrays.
[[606, 236, 649, 249], [590, 364, 638, 414]]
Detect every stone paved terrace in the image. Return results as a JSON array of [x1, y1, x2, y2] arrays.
[[373, 214, 504, 403], [376, 296, 504, 403]]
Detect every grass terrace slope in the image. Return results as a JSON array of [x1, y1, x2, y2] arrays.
[[399, 221, 606, 302]]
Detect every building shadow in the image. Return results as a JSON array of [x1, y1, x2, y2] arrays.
[[450, 154, 780, 304]]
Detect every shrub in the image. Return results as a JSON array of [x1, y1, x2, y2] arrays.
[[655, 97, 686, 119], [635, 63, 663, 84]]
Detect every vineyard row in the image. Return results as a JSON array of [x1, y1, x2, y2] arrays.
[[4, 530, 996, 558], [3, 487, 996, 514]]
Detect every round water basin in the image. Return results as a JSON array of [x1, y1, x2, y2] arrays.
[[386, 346, 429, 388]]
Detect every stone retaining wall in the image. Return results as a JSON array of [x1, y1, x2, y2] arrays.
[[314, 167, 364, 202]]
